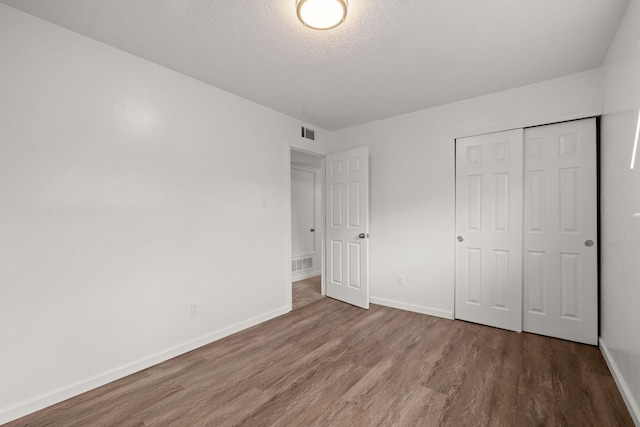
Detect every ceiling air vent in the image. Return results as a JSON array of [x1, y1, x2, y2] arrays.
[[301, 126, 315, 141]]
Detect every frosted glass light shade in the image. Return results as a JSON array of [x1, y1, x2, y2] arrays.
[[297, 0, 347, 30]]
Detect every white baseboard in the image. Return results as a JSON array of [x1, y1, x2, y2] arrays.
[[292, 269, 321, 282], [0, 305, 290, 425], [369, 296, 454, 320], [599, 338, 640, 426]]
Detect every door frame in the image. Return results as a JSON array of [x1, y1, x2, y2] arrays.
[[451, 109, 602, 319], [290, 163, 322, 281], [286, 143, 327, 311], [450, 107, 602, 141], [452, 115, 601, 340]]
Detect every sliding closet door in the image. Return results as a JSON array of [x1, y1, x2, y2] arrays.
[[455, 129, 524, 332], [523, 118, 598, 345]]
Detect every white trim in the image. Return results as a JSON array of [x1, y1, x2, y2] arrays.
[[291, 163, 320, 174], [630, 108, 640, 169], [292, 269, 322, 282], [320, 156, 326, 296], [599, 338, 640, 426], [450, 107, 602, 140], [370, 296, 454, 320], [287, 138, 328, 156], [0, 306, 290, 425], [292, 252, 317, 259], [285, 144, 293, 312]]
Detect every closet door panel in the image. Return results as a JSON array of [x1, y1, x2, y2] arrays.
[[455, 129, 523, 332], [523, 118, 598, 345]]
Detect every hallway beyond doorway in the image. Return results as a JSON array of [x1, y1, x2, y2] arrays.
[[293, 275, 322, 310]]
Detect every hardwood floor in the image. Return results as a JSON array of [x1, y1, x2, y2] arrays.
[[292, 275, 323, 310], [6, 276, 633, 426]]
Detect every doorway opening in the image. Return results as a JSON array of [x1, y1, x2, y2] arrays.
[[287, 145, 371, 311], [290, 147, 325, 310]]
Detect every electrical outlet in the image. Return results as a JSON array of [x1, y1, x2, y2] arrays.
[[397, 274, 405, 286], [190, 302, 200, 317]]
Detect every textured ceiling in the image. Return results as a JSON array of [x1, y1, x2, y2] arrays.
[[0, 0, 630, 130]]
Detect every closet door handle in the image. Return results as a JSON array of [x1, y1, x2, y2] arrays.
[[457, 236, 464, 242], [585, 240, 594, 247]]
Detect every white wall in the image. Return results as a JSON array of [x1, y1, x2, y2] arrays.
[[0, 5, 322, 423], [600, 0, 640, 423], [326, 69, 604, 318], [2, 1, 635, 424]]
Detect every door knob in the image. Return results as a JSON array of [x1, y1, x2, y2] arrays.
[[585, 240, 594, 247], [457, 236, 464, 242], [310, 228, 315, 232], [358, 233, 369, 239]]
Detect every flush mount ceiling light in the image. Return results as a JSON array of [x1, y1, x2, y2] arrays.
[[297, 0, 347, 30]]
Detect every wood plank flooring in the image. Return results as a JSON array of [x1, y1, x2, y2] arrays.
[[292, 275, 323, 310], [6, 276, 633, 426]]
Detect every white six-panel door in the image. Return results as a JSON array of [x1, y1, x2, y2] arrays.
[[325, 147, 370, 309], [523, 118, 598, 345], [455, 129, 524, 332]]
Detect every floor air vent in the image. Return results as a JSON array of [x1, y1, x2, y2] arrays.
[[292, 257, 313, 272]]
